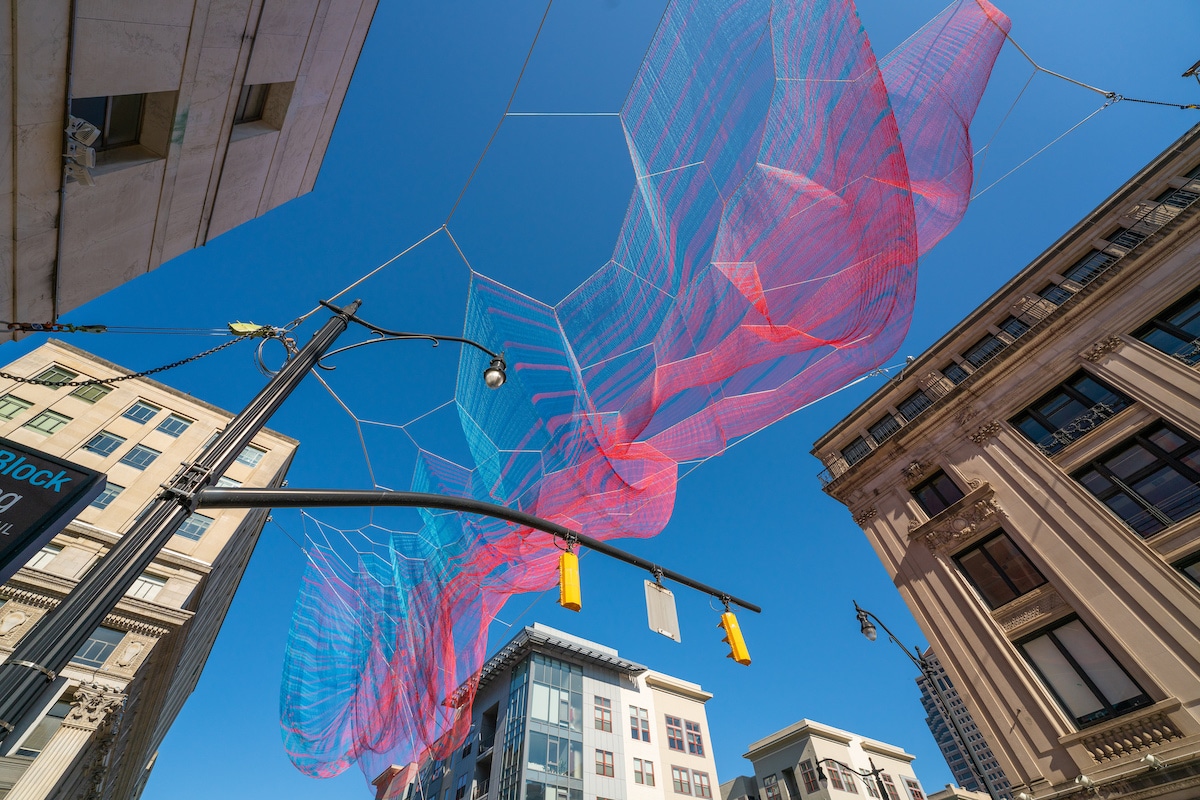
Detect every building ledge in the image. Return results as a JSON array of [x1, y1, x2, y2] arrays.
[[906, 482, 1004, 554]]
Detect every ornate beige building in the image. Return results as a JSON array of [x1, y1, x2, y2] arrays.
[[3, 0, 379, 335], [813, 122, 1200, 800], [0, 340, 296, 798]]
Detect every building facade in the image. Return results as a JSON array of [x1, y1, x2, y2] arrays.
[[916, 649, 1010, 798], [3, 0, 379, 333], [812, 123, 1200, 799], [0, 340, 296, 798], [739, 719, 930, 800], [376, 624, 721, 800]]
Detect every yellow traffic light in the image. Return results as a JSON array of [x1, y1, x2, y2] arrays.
[[719, 611, 751, 665], [559, 550, 582, 612]]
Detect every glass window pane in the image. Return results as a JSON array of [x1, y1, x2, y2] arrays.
[[942, 363, 969, 384], [1106, 444, 1157, 480], [1022, 634, 1105, 721], [70, 383, 111, 403], [1132, 467, 1200, 521], [957, 548, 1015, 608], [0, 394, 32, 419], [107, 94, 143, 146], [530, 683, 549, 722], [1055, 621, 1143, 707], [237, 445, 266, 466], [982, 536, 1044, 595], [70, 96, 107, 128], [123, 401, 161, 423]]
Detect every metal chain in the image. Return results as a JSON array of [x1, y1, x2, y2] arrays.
[[0, 332, 263, 387]]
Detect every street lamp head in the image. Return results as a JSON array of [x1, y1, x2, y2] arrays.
[[483, 357, 507, 389], [856, 607, 878, 642]]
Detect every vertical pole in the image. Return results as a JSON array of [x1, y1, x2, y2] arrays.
[[0, 301, 361, 739]]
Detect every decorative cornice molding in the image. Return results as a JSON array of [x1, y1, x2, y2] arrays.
[[995, 585, 1067, 634], [0, 587, 58, 609], [1081, 335, 1125, 363], [852, 507, 877, 527], [901, 461, 925, 485], [102, 613, 169, 639], [969, 421, 1003, 444], [64, 682, 127, 731], [909, 484, 1004, 552], [1077, 708, 1183, 763]]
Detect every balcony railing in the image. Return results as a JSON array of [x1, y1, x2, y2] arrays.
[[817, 178, 1200, 491], [1034, 402, 1122, 455], [1170, 338, 1200, 366]]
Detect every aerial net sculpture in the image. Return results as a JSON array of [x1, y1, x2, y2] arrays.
[[280, 0, 1010, 781]]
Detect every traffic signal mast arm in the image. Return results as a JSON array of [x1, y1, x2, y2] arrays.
[[196, 487, 762, 615]]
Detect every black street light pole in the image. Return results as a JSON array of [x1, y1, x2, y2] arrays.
[[815, 756, 889, 799], [853, 602, 1001, 800], [0, 301, 377, 739], [196, 487, 762, 614]]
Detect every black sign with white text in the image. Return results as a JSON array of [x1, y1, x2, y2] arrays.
[[0, 436, 105, 585]]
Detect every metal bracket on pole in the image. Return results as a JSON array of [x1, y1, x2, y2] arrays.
[[9, 660, 57, 681]]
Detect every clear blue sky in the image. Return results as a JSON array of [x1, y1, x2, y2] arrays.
[[9, 1, 1200, 796]]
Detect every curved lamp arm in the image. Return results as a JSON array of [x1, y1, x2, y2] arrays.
[[854, 601, 927, 671], [317, 299, 506, 387]]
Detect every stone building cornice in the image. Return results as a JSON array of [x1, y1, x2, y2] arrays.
[[907, 482, 1005, 553], [1, 576, 192, 633]]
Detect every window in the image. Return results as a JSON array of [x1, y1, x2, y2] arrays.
[[216, 476, 242, 488], [799, 761, 819, 793], [72, 625, 124, 668], [1011, 372, 1133, 455], [15, 696, 72, 757], [911, 470, 965, 517], [685, 720, 704, 756], [122, 400, 161, 424], [1063, 250, 1116, 286], [1180, 553, 1200, 587], [998, 315, 1030, 339], [1156, 185, 1199, 210], [963, 333, 1006, 369], [120, 444, 160, 470], [594, 696, 612, 731], [896, 390, 933, 421], [90, 483, 123, 509], [1019, 616, 1151, 727], [1073, 421, 1200, 537], [903, 779, 925, 800], [863, 775, 881, 799], [595, 750, 614, 778], [455, 775, 468, 800], [26, 544, 61, 570], [83, 430, 126, 457], [156, 414, 193, 437], [869, 414, 902, 444], [33, 365, 78, 388], [1106, 227, 1147, 250], [69, 94, 145, 150], [0, 394, 32, 419], [879, 775, 901, 800], [234, 84, 269, 124], [630, 705, 650, 741], [827, 763, 846, 791], [70, 383, 111, 403], [942, 363, 969, 385], [634, 758, 655, 786], [237, 445, 267, 466], [526, 731, 582, 778], [693, 772, 711, 799], [763, 775, 782, 800], [671, 766, 691, 795], [23, 410, 71, 435], [1134, 287, 1200, 364], [127, 573, 166, 601], [842, 436, 871, 467], [666, 715, 684, 751], [178, 512, 214, 541], [837, 766, 859, 795], [529, 652, 583, 731], [1038, 283, 1072, 306]]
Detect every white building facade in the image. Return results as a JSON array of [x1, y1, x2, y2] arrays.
[[377, 625, 721, 800]]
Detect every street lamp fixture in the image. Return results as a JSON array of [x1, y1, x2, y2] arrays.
[[315, 299, 507, 390], [852, 601, 1000, 800], [815, 757, 887, 800], [483, 356, 507, 389]]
